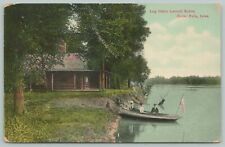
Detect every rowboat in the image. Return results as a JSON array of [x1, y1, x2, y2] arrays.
[[119, 108, 180, 121]]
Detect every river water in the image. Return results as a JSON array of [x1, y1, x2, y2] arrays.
[[116, 85, 221, 142]]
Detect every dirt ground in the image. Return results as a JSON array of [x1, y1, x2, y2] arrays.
[[49, 97, 120, 142]]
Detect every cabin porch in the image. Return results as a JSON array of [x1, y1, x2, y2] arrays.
[[46, 71, 110, 91]]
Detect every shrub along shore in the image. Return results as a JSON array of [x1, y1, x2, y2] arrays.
[[4, 89, 139, 142]]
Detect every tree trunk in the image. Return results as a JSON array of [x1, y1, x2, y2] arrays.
[[117, 77, 120, 89], [14, 81, 24, 114], [99, 71, 102, 89], [102, 61, 105, 89], [128, 79, 131, 88]]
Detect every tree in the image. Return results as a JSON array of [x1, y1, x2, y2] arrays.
[[70, 4, 150, 88], [110, 55, 150, 88], [4, 4, 73, 114], [23, 51, 65, 91]]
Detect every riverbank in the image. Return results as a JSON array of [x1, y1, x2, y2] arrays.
[[4, 89, 142, 142]]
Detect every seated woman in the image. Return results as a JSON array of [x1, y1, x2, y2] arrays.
[[129, 100, 134, 110], [139, 103, 144, 113]]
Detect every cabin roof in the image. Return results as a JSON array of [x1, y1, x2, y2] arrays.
[[49, 53, 91, 71]]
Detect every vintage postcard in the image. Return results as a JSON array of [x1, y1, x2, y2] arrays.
[[4, 3, 221, 143]]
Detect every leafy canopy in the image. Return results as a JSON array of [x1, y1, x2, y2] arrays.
[[4, 4, 73, 91]]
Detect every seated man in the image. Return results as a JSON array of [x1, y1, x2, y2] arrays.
[[151, 104, 159, 114]]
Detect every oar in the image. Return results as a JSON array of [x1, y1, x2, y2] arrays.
[[158, 92, 168, 105], [160, 91, 169, 100]]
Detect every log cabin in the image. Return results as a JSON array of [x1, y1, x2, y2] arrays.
[[46, 53, 110, 91]]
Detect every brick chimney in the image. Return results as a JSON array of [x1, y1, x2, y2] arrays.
[[58, 39, 67, 53]]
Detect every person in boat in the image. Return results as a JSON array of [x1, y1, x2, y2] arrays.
[[129, 100, 134, 110], [151, 104, 159, 114], [158, 98, 165, 105], [139, 103, 144, 113]]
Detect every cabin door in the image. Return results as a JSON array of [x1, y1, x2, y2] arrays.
[[84, 76, 89, 89]]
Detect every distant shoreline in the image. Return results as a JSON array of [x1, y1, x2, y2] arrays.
[[147, 76, 220, 85], [151, 84, 221, 87]]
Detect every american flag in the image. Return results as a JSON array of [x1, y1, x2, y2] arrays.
[[179, 97, 185, 113]]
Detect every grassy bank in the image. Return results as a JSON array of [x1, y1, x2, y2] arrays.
[[4, 89, 131, 142]]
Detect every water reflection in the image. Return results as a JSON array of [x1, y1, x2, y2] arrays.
[[116, 117, 179, 142], [116, 118, 143, 142]]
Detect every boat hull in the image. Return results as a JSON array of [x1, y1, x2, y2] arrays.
[[119, 109, 180, 121]]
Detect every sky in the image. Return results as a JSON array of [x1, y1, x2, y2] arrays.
[[142, 4, 221, 78]]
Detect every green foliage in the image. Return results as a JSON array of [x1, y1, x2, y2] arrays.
[[143, 80, 152, 96], [5, 115, 50, 142], [4, 94, 50, 142], [71, 4, 150, 87], [5, 90, 126, 142], [24, 53, 66, 89], [4, 4, 150, 92], [110, 55, 150, 88], [4, 4, 73, 92], [148, 76, 221, 85]]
